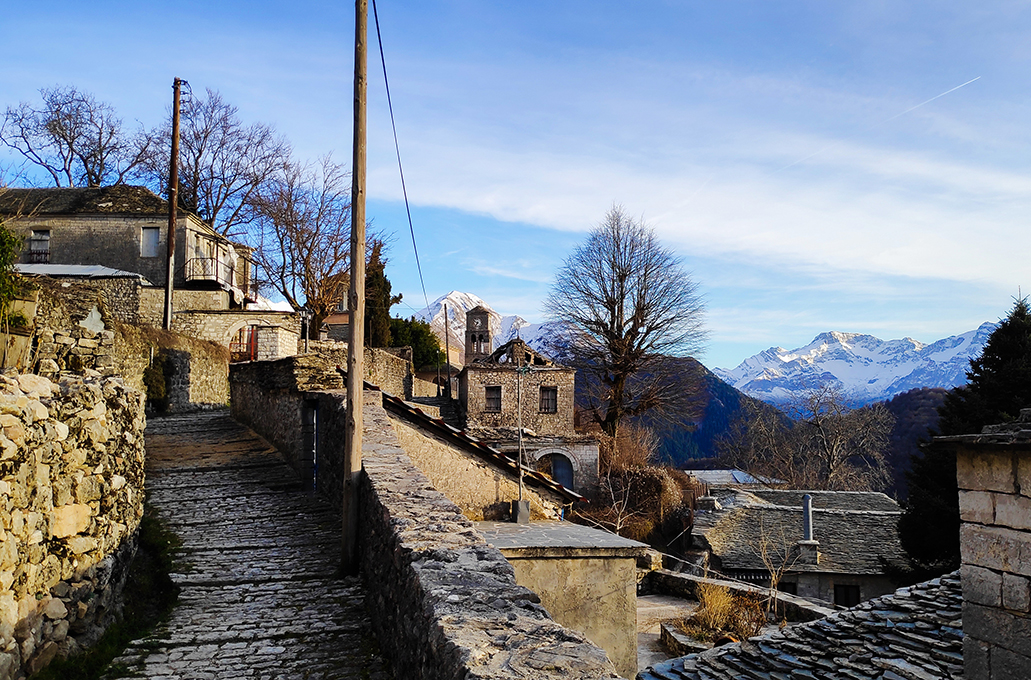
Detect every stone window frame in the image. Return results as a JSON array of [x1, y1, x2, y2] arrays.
[[484, 385, 502, 412], [538, 385, 558, 413]]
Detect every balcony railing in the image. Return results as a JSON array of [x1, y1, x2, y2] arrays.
[[26, 250, 49, 264], [184, 257, 259, 302], [185, 257, 235, 287]]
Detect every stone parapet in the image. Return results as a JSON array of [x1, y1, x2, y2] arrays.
[[359, 391, 623, 679], [0, 372, 145, 678]]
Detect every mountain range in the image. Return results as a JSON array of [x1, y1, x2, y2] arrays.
[[715, 325, 994, 406], [415, 291, 556, 362]]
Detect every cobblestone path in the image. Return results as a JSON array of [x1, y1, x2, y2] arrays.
[[107, 411, 393, 680]]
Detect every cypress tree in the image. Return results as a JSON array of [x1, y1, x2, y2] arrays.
[[900, 298, 1031, 573], [364, 241, 401, 347]]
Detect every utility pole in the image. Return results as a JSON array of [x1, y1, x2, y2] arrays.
[[443, 304, 451, 398], [343, 0, 368, 575], [163, 77, 182, 330]]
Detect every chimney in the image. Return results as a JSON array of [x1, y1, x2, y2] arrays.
[[797, 494, 820, 564]]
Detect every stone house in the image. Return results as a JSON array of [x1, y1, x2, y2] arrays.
[[691, 488, 905, 606], [0, 185, 299, 361], [646, 409, 1031, 680], [457, 311, 599, 495]]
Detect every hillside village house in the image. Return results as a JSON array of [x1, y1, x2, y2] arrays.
[[0, 185, 299, 361], [457, 306, 600, 495], [690, 488, 905, 606]]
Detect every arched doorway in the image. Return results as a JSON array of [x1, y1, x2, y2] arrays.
[[536, 453, 575, 491]]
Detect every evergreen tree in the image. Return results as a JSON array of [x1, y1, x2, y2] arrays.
[[390, 316, 445, 368], [900, 298, 1031, 574], [364, 241, 401, 347]]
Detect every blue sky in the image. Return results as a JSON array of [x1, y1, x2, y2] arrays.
[[3, 2, 1030, 369]]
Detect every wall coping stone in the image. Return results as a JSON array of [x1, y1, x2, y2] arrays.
[[359, 390, 623, 679]]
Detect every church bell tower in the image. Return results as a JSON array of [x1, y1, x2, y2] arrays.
[[465, 306, 492, 363]]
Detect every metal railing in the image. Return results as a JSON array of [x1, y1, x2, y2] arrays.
[[26, 250, 49, 264]]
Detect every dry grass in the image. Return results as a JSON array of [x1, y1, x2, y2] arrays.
[[695, 581, 734, 631], [674, 583, 768, 644]]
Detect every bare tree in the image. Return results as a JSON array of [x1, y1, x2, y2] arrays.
[[752, 513, 801, 616], [546, 205, 706, 437], [720, 385, 895, 491], [0, 86, 154, 187], [143, 89, 289, 238], [246, 156, 370, 335]]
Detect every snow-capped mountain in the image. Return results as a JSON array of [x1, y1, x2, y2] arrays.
[[415, 291, 559, 362], [714, 323, 995, 405]]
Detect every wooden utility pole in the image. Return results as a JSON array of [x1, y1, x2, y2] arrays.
[[163, 77, 183, 330], [343, 0, 368, 575], [443, 304, 451, 398]]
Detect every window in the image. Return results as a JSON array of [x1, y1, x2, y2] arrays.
[[29, 230, 50, 263], [141, 227, 160, 257], [777, 581, 798, 596], [539, 386, 558, 413], [484, 386, 502, 412], [833, 584, 861, 608]]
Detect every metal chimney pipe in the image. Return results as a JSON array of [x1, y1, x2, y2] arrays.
[[802, 494, 814, 541]]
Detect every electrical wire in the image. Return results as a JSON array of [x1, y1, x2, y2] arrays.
[[371, 0, 431, 314]]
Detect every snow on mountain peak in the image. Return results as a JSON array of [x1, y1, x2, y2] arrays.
[[714, 325, 994, 405], [414, 291, 560, 363]]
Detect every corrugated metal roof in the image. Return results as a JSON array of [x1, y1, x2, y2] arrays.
[[16, 264, 151, 282]]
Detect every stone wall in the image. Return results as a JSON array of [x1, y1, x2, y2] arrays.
[[460, 366, 575, 435], [171, 310, 299, 350], [359, 393, 623, 680], [484, 438, 600, 497], [0, 372, 145, 678], [31, 279, 230, 412], [304, 341, 413, 399], [387, 416, 563, 521], [944, 411, 1031, 679]]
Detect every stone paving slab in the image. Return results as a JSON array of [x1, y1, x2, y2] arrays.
[[105, 410, 393, 680]]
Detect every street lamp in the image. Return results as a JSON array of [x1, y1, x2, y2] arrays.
[[299, 307, 313, 353]]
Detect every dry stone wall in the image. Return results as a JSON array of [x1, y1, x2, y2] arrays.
[[304, 341, 414, 399], [0, 372, 145, 679], [29, 278, 230, 412]]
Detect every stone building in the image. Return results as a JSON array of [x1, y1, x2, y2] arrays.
[[0, 185, 298, 361], [933, 408, 1031, 679], [691, 488, 905, 606], [457, 319, 599, 495]]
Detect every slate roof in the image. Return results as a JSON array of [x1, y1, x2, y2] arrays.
[[688, 469, 769, 486], [0, 185, 168, 215], [639, 571, 963, 680], [748, 490, 901, 512], [693, 490, 904, 575]]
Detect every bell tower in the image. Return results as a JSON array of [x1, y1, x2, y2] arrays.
[[465, 306, 492, 363]]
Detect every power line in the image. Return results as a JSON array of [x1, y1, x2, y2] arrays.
[[371, 0, 431, 313]]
